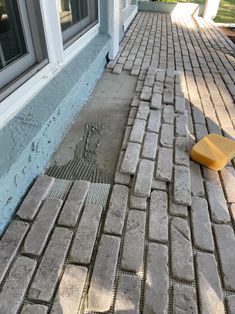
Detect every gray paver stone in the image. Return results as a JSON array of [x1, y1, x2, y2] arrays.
[[175, 114, 188, 137], [24, 198, 63, 256], [152, 177, 167, 190], [29, 228, 73, 302], [190, 161, 204, 197], [195, 123, 208, 141], [21, 304, 48, 314], [151, 93, 162, 109], [130, 195, 147, 210], [17, 175, 54, 220], [213, 225, 235, 291], [227, 296, 235, 314], [171, 218, 194, 282], [0, 256, 37, 314], [0, 220, 29, 284], [174, 165, 191, 206], [115, 151, 131, 185], [205, 181, 230, 223], [121, 142, 141, 175], [114, 274, 141, 314], [162, 105, 174, 124], [134, 159, 154, 197], [144, 243, 168, 314], [127, 107, 137, 126], [191, 197, 214, 252], [51, 265, 87, 314], [142, 132, 158, 160], [87, 235, 120, 312], [196, 252, 225, 314], [175, 137, 189, 166], [175, 96, 186, 113], [104, 184, 129, 236], [221, 166, 235, 203], [160, 123, 174, 148], [58, 180, 90, 227], [136, 101, 150, 120], [156, 147, 173, 182], [122, 126, 132, 150], [70, 204, 103, 264], [121, 210, 146, 272], [140, 86, 152, 101], [149, 190, 168, 242], [130, 119, 146, 144], [147, 109, 161, 133], [173, 285, 198, 314]]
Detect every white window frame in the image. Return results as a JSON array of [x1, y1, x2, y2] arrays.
[[0, 0, 36, 87], [0, 0, 100, 129]]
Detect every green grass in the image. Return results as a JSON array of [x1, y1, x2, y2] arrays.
[[154, 0, 235, 23], [214, 0, 235, 23]]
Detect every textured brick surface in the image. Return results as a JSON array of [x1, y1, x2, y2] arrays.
[[115, 151, 131, 186], [0, 256, 36, 314], [205, 180, 230, 223], [17, 176, 54, 220], [130, 195, 147, 210], [190, 161, 204, 197], [160, 123, 174, 148], [220, 166, 235, 202], [58, 180, 90, 227], [156, 147, 173, 182], [134, 159, 154, 197], [142, 132, 158, 160], [29, 228, 73, 302], [0, 221, 29, 284], [24, 198, 62, 256], [121, 142, 141, 175], [104, 185, 129, 236], [114, 274, 141, 314], [174, 165, 191, 206], [149, 190, 168, 242], [70, 204, 103, 264], [121, 210, 146, 272], [147, 109, 161, 133], [171, 218, 194, 282], [191, 197, 214, 252], [51, 265, 87, 314], [196, 252, 225, 314], [213, 225, 235, 291], [21, 304, 48, 314], [144, 243, 168, 314], [172, 285, 198, 314], [130, 119, 146, 144], [88, 235, 120, 312]]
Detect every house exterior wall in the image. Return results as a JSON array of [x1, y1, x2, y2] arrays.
[[0, 0, 137, 233]]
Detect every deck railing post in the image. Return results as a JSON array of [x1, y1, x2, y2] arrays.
[[108, 0, 120, 60], [203, 0, 220, 20]]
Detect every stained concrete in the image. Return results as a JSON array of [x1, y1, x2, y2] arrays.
[[47, 71, 137, 175]]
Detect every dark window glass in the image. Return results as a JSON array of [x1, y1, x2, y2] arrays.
[[58, 0, 98, 43], [0, 0, 27, 69]]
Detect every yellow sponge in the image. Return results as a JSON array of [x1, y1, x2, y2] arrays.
[[190, 134, 235, 171]]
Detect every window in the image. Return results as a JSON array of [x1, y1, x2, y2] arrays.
[[57, 0, 98, 44], [0, 0, 47, 94]]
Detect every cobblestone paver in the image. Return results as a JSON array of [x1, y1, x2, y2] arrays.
[[0, 11, 235, 314]]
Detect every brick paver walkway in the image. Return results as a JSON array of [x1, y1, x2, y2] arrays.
[[0, 12, 235, 314]]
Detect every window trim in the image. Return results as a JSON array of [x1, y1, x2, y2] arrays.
[[0, 0, 100, 128], [0, 0, 36, 87]]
